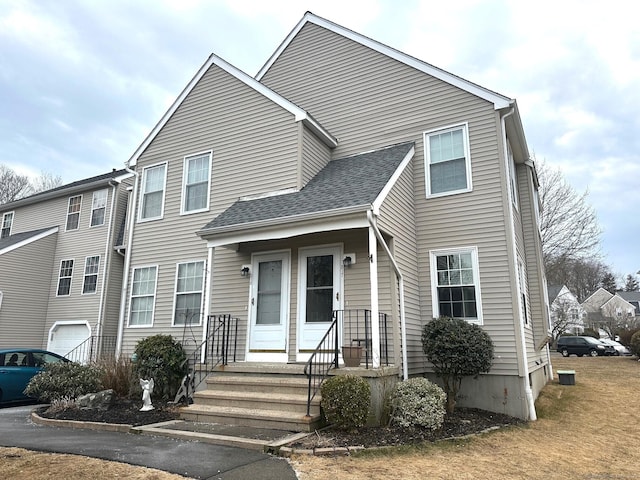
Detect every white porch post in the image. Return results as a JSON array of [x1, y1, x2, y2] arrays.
[[368, 225, 381, 368]]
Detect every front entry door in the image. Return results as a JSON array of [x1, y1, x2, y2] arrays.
[[297, 246, 342, 358], [247, 251, 290, 362]]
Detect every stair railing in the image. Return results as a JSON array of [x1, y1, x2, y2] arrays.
[[303, 312, 339, 417], [173, 314, 238, 404], [64, 335, 118, 364]]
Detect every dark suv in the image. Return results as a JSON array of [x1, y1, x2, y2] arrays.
[[556, 336, 616, 357]]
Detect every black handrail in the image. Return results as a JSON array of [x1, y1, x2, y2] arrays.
[[174, 314, 238, 404], [64, 335, 118, 363], [303, 312, 339, 417]]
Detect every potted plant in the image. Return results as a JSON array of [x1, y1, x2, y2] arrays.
[[342, 345, 363, 367]]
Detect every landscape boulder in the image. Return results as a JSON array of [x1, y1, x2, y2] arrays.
[[76, 389, 116, 411]]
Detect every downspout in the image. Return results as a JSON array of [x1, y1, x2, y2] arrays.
[[501, 107, 537, 421], [116, 165, 139, 358], [96, 180, 118, 340], [367, 210, 408, 380]]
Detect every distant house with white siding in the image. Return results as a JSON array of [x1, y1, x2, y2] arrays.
[[0, 170, 133, 361], [116, 12, 550, 424]]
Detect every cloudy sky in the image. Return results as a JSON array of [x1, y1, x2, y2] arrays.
[[1, 0, 638, 281]]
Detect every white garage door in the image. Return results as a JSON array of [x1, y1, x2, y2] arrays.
[[48, 323, 91, 362]]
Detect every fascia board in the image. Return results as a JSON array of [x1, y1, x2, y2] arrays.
[[256, 12, 512, 110], [371, 144, 415, 215], [128, 52, 336, 166], [0, 227, 59, 256]]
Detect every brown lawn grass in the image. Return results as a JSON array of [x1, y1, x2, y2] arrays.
[[1, 356, 637, 479], [292, 355, 640, 480]]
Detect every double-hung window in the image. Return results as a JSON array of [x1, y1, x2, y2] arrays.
[[129, 266, 157, 326], [182, 152, 211, 214], [90, 189, 108, 227], [507, 141, 519, 209], [57, 259, 74, 296], [430, 247, 482, 324], [424, 124, 471, 197], [66, 196, 82, 231], [1, 212, 13, 239], [82, 256, 100, 294], [140, 164, 167, 221], [173, 261, 205, 326], [518, 260, 529, 325]]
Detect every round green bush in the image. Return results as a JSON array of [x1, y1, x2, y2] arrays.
[[630, 331, 640, 357], [422, 316, 494, 413], [24, 362, 104, 402], [133, 335, 187, 401], [320, 374, 370, 430], [390, 377, 446, 430]]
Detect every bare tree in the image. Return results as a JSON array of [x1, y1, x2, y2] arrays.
[[31, 171, 64, 194], [0, 164, 31, 205], [550, 292, 584, 341], [546, 257, 611, 303], [537, 159, 601, 267]]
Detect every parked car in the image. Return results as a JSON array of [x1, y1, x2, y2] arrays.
[[598, 339, 632, 356], [556, 336, 616, 357], [0, 348, 69, 404]]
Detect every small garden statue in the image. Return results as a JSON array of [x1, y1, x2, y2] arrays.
[[139, 378, 155, 411]]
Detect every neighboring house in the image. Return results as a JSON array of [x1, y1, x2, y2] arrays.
[[548, 285, 585, 337], [0, 170, 133, 361], [118, 12, 550, 422], [582, 287, 636, 335], [616, 291, 640, 322]]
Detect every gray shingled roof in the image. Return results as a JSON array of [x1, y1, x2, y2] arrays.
[[0, 227, 58, 253], [547, 285, 564, 303], [200, 142, 414, 233], [0, 168, 131, 210]]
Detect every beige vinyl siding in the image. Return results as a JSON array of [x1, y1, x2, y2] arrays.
[[120, 63, 305, 355], [262, 23, 525, 376], [377, 161, 422, 373], [300, 126, 332, 186], [0, 233, 57, 349]]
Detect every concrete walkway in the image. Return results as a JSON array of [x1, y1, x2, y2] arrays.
[[0, 404, 298, 479]]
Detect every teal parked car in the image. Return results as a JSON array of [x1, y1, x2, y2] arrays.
[[0, 348, 69, 404]]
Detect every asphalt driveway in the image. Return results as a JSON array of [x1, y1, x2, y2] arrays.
[[0, 404, 297, 479]]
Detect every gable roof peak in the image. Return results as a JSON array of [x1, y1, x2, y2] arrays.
[[257, 11, 513, 110]]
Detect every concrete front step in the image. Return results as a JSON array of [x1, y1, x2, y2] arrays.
[[193, 390, 320, 415], [204, 374, 311, 395], [179, 404, 323, 432]]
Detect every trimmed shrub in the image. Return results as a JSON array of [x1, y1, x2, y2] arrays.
[[24, 362, 103, 402], [321, 374, 370, 430], [422, 316, 494, 413], [630, 331, 640, 357], [389, 377, 446, 430], [133, 335, 187, 401], [618, 328, 640, 347]]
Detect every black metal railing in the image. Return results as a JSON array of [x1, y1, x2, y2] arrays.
[[303, 312, 339, 416], [173, 314, 238, 404], [64, 335, 118, 364], [337, 309, 391, 368]]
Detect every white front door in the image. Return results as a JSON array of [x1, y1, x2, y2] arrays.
[[297, 246, 342, 359], [247, 251, 290, 362]]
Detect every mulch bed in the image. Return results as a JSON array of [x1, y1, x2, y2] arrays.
[[37, 400, 180, 427], [290, 408, 525, 449]]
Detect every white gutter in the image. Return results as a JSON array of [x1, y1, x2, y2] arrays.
[[96, 181, 117, 340], [367, 210, 408, 380], [501, 107, 537, 421], [115, 165, 139, 358]]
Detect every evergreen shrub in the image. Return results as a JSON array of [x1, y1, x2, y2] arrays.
[[320, 374, 370, 430]]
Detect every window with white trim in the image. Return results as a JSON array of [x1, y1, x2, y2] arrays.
[[430, 247, 482, 323], [57, 259, 74, 296], [182, 152, 211, 213], [518, 260, 529, 325], [1, 212, 14, 239], [90, 189, 108, 227], [66, 196, 82, 231], [424, 124, 472, 196], [173, 261, 204, 326], [129, 266, 157, 326], [139, 164, 166, 220], [82, 256, 100, 294]]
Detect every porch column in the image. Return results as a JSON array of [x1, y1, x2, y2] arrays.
[[368, 226, 381, 368]]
